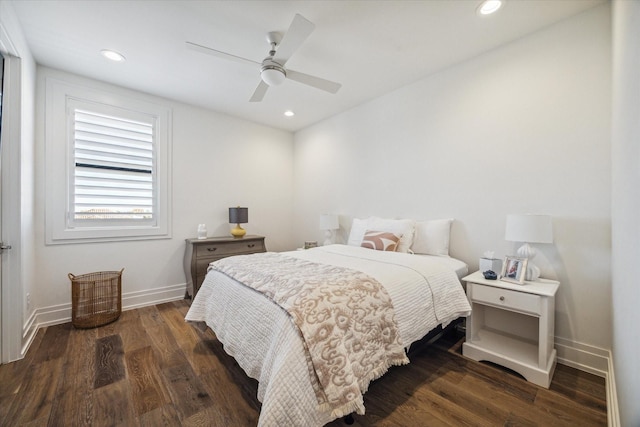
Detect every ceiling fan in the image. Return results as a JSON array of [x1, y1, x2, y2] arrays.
[[186, 14, 342, 102]]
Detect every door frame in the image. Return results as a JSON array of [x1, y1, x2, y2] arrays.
[[0, 50, 24, 363]]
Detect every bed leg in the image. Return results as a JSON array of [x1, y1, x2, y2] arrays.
[[344, 414, 355, 425]]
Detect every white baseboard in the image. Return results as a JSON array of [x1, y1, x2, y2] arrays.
[[121, 283, 187, 312], [21, 309, 38, 357], [555, 336, 609, 377], [555, 337, 619, 426], [20, 282, 186, 355], [606, 353, 620, 427]]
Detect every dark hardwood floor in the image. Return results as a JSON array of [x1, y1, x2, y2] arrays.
[[0, 300, 607, 426]]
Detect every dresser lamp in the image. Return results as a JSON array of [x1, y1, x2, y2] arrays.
[[505, 214, 553, 281], [229, 207, 248, 238], [319, 214, 339, 246]]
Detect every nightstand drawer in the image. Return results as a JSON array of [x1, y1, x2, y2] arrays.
[[195, 240, 265, 258], [472, 284, 541, 315]]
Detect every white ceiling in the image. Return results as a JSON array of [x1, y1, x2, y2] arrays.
[[10, 0, 605, 132]]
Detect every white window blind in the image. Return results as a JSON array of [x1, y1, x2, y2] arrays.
[[72, 109, 156, 223]]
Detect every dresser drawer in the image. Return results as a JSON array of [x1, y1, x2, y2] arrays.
[[195, 239, 265, 258], [185, 235, 266, 300], [471, 284, 541, 315], [196, 258, 216, 276]]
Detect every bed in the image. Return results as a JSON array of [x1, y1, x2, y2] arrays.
[[186, 217, 471, 426]]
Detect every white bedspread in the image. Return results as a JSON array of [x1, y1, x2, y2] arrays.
[[185, 244, 471, 426]]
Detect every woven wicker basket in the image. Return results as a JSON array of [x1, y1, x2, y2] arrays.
[[69, 269, 123, 328]]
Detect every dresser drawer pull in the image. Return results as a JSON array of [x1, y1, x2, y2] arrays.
[[499, 296, 505, 301], [248, 244, 255, 248], [207, 247, 217, 252]]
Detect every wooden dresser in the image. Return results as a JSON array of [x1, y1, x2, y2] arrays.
[[184, 235, 266, 299]]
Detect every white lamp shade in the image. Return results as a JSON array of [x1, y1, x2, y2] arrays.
[[505, 214, 553, 243], [319, 214, 339, 230]]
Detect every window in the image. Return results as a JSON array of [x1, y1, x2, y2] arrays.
[[46, 77, 172, 244], [71, 107, 154, 224]]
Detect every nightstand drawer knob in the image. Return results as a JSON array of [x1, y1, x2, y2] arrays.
[[207, 247, 217, 252], [248, 244, 255, 248], [499, 296, 505, 301]]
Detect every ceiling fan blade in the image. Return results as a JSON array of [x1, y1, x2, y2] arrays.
[[249, 81, 269, 102], [186, 41, 260, 67], [286, 70, 342, 94], [273, 14, 315, 66]]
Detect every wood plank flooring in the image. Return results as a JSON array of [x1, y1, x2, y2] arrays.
[[0, 300, 607, 426]]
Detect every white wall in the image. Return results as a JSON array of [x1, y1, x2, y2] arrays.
[[32, 67, 295, 321], [294, 5, 612, 365], [611, 1, 640, 425]]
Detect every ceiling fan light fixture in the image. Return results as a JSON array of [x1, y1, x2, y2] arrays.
[[261, 66, 286, 86]]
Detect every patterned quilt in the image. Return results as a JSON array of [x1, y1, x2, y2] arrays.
[[185, 245, 471, 426], [209, 253, 409, 418]]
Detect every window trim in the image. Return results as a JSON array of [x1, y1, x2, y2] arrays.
[[45, 77, 172, 244]]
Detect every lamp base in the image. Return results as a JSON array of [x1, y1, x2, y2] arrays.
[[231, 224, 246, 238], [525, 263, 541, 281], [517, 243, 541, 281], [323, 229, 334, 246]]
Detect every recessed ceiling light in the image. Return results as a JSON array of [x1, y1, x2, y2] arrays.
[[284, 110, 295, 117], [477, 0, 503, 15], [100, 49, 126, 62]]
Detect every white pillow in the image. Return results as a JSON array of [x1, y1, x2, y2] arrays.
[[347, 217, 415, 253], [411, 218, 453, 256], [347, 217, 370, 247]]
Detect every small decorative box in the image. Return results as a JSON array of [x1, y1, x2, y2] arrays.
[[304, 241, 318, 249], [479, 257, 502, 273]]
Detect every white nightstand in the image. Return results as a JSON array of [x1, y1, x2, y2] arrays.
[[462, 271, 559, 388]]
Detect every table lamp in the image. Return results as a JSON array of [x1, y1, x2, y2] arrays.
[[505, 214, 553, 281], [319, 214, 339, 246], [229, 206, 248, 238]]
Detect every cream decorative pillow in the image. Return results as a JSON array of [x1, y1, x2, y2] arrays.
[[410, 218, 454, 256], [367, 217, 415, 253], [360, 230, 402, 252]]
